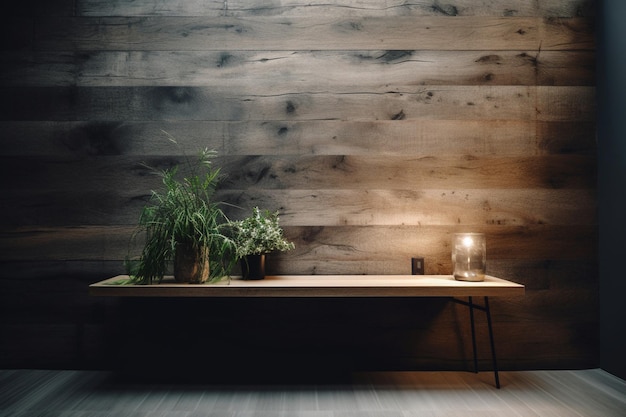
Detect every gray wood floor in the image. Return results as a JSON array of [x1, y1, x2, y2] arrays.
[[1, 369, 624, 417]]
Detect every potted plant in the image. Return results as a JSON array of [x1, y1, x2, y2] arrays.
[[230, 207, 295, 280], [128, 146, 237, 284]]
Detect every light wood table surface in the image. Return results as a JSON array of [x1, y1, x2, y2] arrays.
[[89, 274, 524, 298]]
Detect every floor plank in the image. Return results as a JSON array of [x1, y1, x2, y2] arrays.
[[0, 369, 624, 417]]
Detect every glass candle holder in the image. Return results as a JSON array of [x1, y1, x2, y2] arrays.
[[452, 233, 486, 282]]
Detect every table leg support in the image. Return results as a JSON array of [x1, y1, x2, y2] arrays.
[[484, 296, 500, 388], [468, 296, 479, 374], [453, 296, 501, 388]]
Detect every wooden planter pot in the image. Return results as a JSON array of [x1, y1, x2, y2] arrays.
[[174, 243, 210, 284]]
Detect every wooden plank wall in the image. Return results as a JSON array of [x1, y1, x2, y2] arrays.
[[0, 0, 597, 375]]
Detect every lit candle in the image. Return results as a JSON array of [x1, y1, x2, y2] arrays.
[[453, 233, 486, 282]]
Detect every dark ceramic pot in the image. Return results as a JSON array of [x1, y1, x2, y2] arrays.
[[241, 254, 266, 280]]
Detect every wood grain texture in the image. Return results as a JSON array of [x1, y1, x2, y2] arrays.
[[75, 0, 596, 18], [0, 50, 595, 87], [0, 86, 596, 121], [0, 0, 598, 372], [89, 274, 525, 298], [1, 369, 624, 416], [0, 188, 596, 226], [0, 155, 596, 193], [33, 16, 594, 51], [0, 120, 598, 156]]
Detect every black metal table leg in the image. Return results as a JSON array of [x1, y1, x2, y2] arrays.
[[452, 296, 501, 388], [468, 296, 479, 373], [484, 296, 500, 388]]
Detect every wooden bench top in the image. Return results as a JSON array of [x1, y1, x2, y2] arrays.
[[89, 274, 524, 298]]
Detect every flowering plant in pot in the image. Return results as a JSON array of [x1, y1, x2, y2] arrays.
[[127, 146, 237, 285], [230, 207, 295, 279]]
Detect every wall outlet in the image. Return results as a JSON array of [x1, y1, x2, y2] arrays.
[[411, 257, 425, 275]]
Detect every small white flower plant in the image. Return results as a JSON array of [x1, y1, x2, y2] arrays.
[[230, 207, 295, 258]]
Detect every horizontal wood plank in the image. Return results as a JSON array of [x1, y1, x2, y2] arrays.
[[77, 0, 226, 17], [218, 154, 597, 190], [0, 86, 596, 122], [0, 188, 596, 227], [0, 154, 596, 192], [219, 188, 596, 226], [0, 50, 595, 88], [33, 17, 594, 51], [76, 0, 596, 18], [0, 120, 598, 157]]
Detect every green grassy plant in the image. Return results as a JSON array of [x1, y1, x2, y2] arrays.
[[127, 138, 236, 284]]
